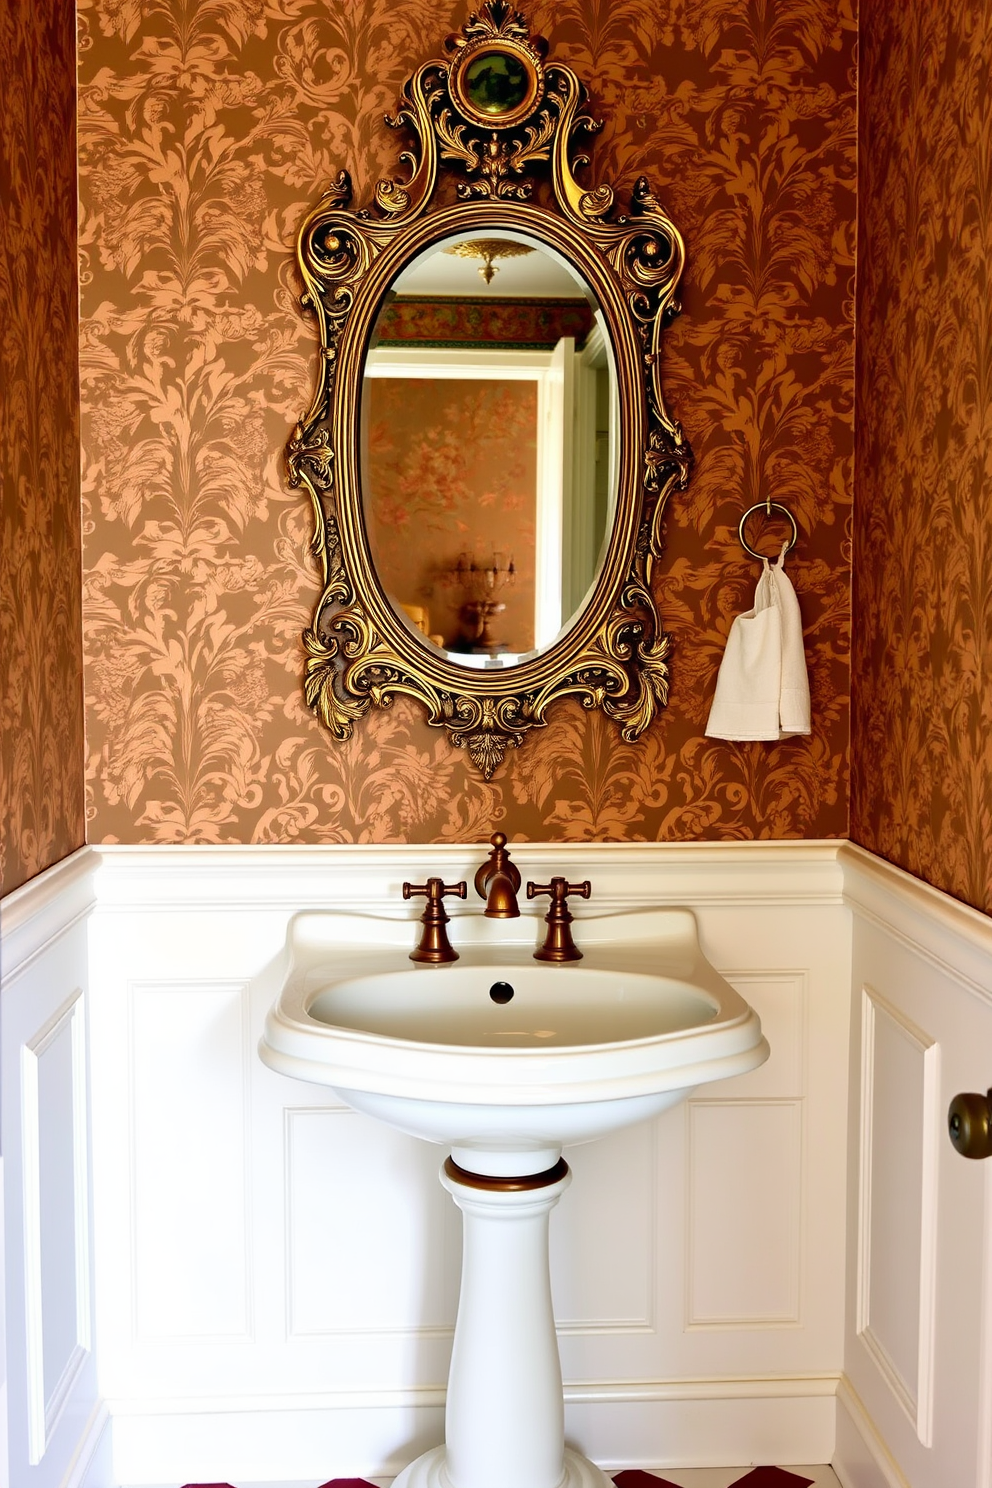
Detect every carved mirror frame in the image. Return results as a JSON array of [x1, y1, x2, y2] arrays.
[[287, 1, 691, 779]]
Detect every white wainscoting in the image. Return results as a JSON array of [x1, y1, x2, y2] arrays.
[[10, 840, 992, 1488], [834, 846, 992, 1488], [0, 851, 111, 1488], [83, 841, 850, 1485]]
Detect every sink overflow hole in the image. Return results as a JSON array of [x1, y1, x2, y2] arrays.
[[490, 981, 515, 1004]]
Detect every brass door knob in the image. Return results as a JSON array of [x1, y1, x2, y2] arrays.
[[948, 1090, 992, 1159]]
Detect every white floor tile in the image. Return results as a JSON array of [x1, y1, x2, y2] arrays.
[[639, 1470, 841, 1488], [129, 1469, 841, 1488]]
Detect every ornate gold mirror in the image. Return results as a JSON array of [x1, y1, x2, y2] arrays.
[[288, 1, 691, 778], [362, 227, 618, 667]]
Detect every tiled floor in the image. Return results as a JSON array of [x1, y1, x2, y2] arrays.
[[613, 1470, 842, 1487], [174, 1468, 843, 1488]]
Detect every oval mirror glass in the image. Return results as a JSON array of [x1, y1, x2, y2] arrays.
[[360, 230, 619, 671]]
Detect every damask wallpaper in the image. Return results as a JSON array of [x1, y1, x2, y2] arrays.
[[851, 0, 992, 914], [77, 0, 856, 846], [0, 0, 85, 896]]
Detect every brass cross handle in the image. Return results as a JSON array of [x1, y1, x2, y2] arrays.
[[402, 878, 467, 963], [526, 877, 591, 962]]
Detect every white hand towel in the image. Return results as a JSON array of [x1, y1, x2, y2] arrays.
[[705, 543, 811, 741], [770, 547, 811, 736]]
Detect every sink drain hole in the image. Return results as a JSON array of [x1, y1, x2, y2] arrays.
[[489, 981, 514, 1004]]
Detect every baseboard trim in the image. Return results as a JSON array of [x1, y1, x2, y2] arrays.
[[108, 1380, 839, 1485], [833, 1375, 910, 1488], [106, 1374, 841, 1416], [62, 1397, 112, 1488]]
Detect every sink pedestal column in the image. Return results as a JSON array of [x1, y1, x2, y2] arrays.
[[391, 1156, 612, 1488]]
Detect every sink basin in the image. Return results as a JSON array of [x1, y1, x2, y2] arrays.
[[259, 903, 768, 1488], [260, 906, 768, 1174], [308, 961, 720, 1045]]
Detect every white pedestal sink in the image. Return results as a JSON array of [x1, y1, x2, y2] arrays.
[[260, 907, 768, 1488]]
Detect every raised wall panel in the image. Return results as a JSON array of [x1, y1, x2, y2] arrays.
[[130, 980, 251, 1342], [286, 1108, 460, 1336], [683, 973, 807, 1333], [686, 1099, 802, 1328], [717, 973, 807, 1100], [857, 985, 938, 1445], [21, 990, 90, 1465], [552, 1123, 656, 1332]]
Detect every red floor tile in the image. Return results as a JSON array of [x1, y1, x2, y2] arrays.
[[613, 1471, 683, 1488], [729, 1470, 815, 1487], [317, 1480, 381, 1488]]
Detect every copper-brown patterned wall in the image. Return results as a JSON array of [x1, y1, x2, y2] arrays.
[[851, 0, 992, 912], [0, 0, 85, 897], [78, 0, 855, 846]]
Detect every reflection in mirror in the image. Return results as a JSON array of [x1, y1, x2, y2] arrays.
[[361, 232, 619, 671]]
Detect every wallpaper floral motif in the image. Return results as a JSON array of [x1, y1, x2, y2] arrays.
[[377, 297, 594, 349], [851, 0, 992, 912], [366, 378, 538, 652], [77, 0, 856, 845], [0, 0, 85, 896]]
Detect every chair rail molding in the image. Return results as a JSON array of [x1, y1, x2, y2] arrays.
[[0, 848, 96, 989], [839, 843, 992, 1009], [89, 838, 846, 914]]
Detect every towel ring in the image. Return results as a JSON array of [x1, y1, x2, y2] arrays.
[[738, 501, 799, 561]]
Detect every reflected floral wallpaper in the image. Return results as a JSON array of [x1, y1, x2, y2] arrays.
[[366, 378, 538, 653], [0, 0, 85, 896], [77, 0, 856, 845], [851, 0, 992, 912], [377, 297, 594, 349]]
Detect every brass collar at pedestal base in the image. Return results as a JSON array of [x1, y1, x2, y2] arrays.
[[443, 1156, 569, 1191]]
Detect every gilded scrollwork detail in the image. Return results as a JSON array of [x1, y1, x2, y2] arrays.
[[289, 1, 691, 778], [286, 424, 334, 492]]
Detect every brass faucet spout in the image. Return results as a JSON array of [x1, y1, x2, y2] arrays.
[[483, 869, 520, 919], [475, 831, 521, 918]]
